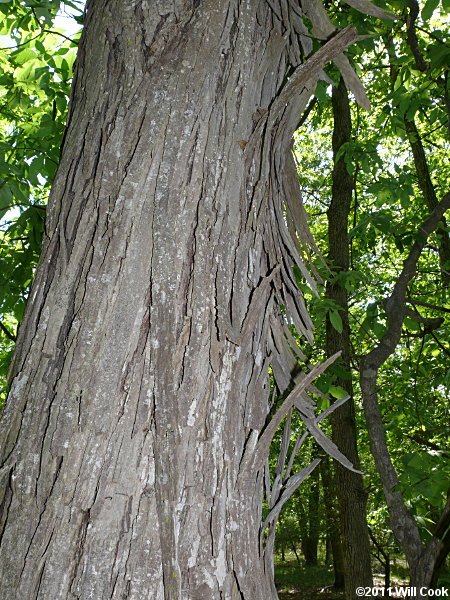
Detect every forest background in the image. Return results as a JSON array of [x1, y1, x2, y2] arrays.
[[0, 0, 449, 597]]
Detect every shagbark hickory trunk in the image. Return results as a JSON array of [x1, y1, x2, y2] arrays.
[[0, 1, 362, 599]]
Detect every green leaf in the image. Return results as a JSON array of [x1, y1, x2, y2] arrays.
[[422, 0, 439, 21], [28, 157, 45, 186], [316, 396, 330, 411], [428, 43, 450, 68], [329, 310, 343, 333], [330, 364, 353, 381], [329, 385, 348, 399], [0, 181, 13, 209], [13, 48, 36, 65], [372, 322, 386, 339], [314, 80, 329, 102], [404, 315, 421, 332]]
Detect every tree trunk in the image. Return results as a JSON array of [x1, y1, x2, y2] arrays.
[[303, 461, 320, 567], [0, 1, 361, 599], [321, 456, 346, 591], [326, 78, 373, 598], [325, 533, 332, 565]]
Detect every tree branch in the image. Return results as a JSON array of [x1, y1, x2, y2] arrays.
[[382, 191, 450, 362], [360, 190, 450, 566], [406, 433, 450, 461], [0, 320, 17, 342], [406, 0, 429, 72], [407, 297, 450, 313]]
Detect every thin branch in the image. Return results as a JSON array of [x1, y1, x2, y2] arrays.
[[403, 306, 444, 328], [406, 433, 450, 461], [296, 97, 318, 129], [407, 298, 450, 314], [0, 321, 17, 342], [31, 7, 79, 46], [406, 0, 429, 72], [1, 12, 79, 51], [0, 33, 41, 50], [41, 29, 79, 45], [368, 526, 390, 563], [415, 24, 450, 48], [429, 331, 450, 358]]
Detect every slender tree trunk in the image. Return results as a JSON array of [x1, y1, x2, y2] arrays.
[[304, 461, 320, 567], [321, 457, 346, 590], [291, 541, 302, 565], [325, 534, 332, 565], [326, 78, 373, 598], [0, 1, 361, 599]]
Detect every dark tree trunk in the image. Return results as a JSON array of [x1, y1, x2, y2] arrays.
[[326, 78, 373, 598], [303, 461, 320, 567], [325, 534, 332, 565], [303, 538, 318, 567], [320, 457, 346, 590], [0, 1, 363, 599]]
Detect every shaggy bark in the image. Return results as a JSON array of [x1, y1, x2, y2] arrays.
[[301, 457, 320, 567], [0, 1, 370, 598]]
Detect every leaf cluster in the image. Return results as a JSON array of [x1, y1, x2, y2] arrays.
[[0, 0, 82, 403]]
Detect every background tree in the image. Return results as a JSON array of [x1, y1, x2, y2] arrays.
[[294, 0, 450, 593], [0, 1, 389, 598], [326, 76, 373, 599]]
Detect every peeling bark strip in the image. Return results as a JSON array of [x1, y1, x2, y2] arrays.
[[0, 1, 390, 599]]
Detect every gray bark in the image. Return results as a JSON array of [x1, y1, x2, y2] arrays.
[[0, 1, 363, 599]]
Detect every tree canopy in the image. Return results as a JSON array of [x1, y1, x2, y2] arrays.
[[0, 0, 82, 403]]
